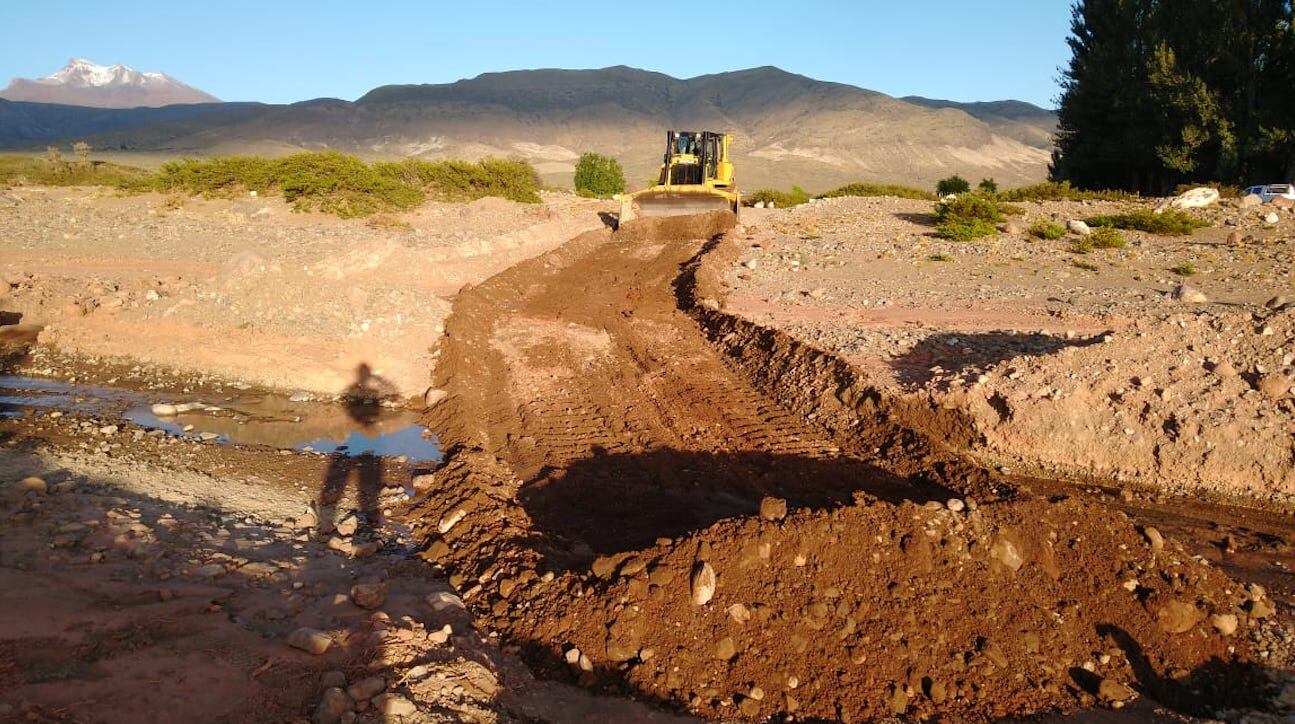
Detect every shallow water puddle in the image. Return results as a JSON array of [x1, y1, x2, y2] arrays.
[[0, 375, 441, 464]]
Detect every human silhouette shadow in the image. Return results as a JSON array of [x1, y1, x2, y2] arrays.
[[317, 363, 397, 541]]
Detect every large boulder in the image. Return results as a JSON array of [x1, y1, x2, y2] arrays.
[[1160, 187, 1220, 211]]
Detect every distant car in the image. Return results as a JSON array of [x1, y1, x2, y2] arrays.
[[1243, 183, 1295, 202]]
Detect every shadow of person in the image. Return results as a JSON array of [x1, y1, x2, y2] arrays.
[[317, 363, 396, 542]]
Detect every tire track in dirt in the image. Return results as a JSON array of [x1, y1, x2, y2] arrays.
[[403, 214, 1280, 720]]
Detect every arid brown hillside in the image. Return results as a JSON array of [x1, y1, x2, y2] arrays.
[[2, 66, 1056, 190]]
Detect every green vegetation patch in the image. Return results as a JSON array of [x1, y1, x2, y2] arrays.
[[1029, 221, 1067, 240], [1085, 208, 1208, 236], [1089, 227, 1126, 249], [818, 182, 935, 201], [998, 181, 1136, 203], [933, 193, 1005, 241], [0, 153, 149, 188], [745, 186, 810, 208], [936, 175, 971, 196], [572, 152, 625, 198], [1171, 261, 1198, 276]]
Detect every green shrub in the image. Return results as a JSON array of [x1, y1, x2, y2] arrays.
[[1171, 262, 1198, 276], [1084, 208, 1208, 236], [1029, 221, 1066, 240], [374, 157, 541, 203], [0, 153, 148, 188], [1070, 238, 1094, 254], [928, 253, 954, 262], [978, 178, 999, 193], [745, 186, 810, 208], [1089, 227, 1126, 249], [935, 194, 1005, 224], [818, 182, 935, 201], [936, 175, 971, 196], [998, 181, 1136, 202], [1072, 260, 1100, 271], [572, 152, 625, 198], [935, 217, 999, 240]]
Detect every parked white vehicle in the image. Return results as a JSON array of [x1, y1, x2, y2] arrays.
[[1242, 183, 1295, 202]]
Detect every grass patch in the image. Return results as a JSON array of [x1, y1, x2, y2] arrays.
[[1085, 208, 1208, 236], [1171, 262, 1198, 276], [998, 181, 1136, 202], [1069, 238, 1094, 254], [928, 253, 954, 262], [1029, 221, 1066, 240], [1089, 227, 1126, 249], [744, 186, 810, 208], [935, 217, 999, 241], [1072, 260, 1100, 271], [818, 182, 935, 201], [0, 154, 149, 188]]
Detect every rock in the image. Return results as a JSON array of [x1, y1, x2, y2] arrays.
[[351, 540, 380, 559], [150, 403, 179, 416], [1211, 360, 1238, 378], [1165, 187, 1220, 210], [437, 508, 466, 534], [690, 561, 716, 605], [1067, 220, 1093, 236], [321, 670, 348, 688], [1250, 597, 1276, 620], [1154, 599, 1203, 634], [989, 536, 1024, 572], [1142, 526, 1165, 554], [350, 582, 387, 610], [1239, 193, 1263, 208], [98, 424, 118, 435], [1267, 295, 1290, 309], [1226, 230, 1244, 245], [15, 476, 47, 494], [1171, 283, 1208, 303], [715, 636, 737, 660], [1210, 613, 1238, 636], [312, 688, 353, 724], [346, 676, 385, 702], [335, 517, 358, 537], [1003, 221, 1024, 235], [194, 563, 226, 578], [946, 498, 966, 513], [373, 693, 417, 718], [1256, 374, 1290, 400], [744, 258, 760, 270], [759, 496, 787, 521], [427, 591, 466, 612], [422, 388, 448, 408], [1264, 212, 1280, 225], [286, 627, 333, 655], [727, 603, 752, 623], [1098, 678, 1137, 702]]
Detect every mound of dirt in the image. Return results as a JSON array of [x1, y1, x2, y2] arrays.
[[403, 216, 1283, 720]]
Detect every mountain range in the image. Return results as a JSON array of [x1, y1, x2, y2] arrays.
[[0, 62, 1057, 190]]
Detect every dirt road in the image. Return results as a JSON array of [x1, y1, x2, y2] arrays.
[[406, 214, 1292, 721]]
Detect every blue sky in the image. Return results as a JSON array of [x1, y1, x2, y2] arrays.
[[0, 1, 1074, 108]]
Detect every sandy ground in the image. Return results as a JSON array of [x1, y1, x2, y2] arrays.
[[0, 187, 611, 399], [725, 195, 1295, 502]]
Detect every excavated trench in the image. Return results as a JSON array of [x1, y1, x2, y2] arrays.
[[402, 213, 1286, 721]]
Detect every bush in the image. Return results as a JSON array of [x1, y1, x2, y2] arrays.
[[818, 182, 935, 201], [1073, 260, 1100, 271], [936, 175, 971, 196], [1070, 238, 1094, 254], [935, 194, 1005, 224], [1089, 227, 1126, 249], [998, 181, 1136, 202], [928, 253, 954, 262], [1171, 262, 1198, 276], [935, 217, 999, 241], [1029, 221, 1066, 240], [572, 152, 625, 198], [1084, 208, 1208, 236], [745, 186, 810, 208], [978, 178, 999, 193], [374, 157, 541, 203]]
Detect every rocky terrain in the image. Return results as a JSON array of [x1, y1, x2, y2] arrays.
[[725, 194, 1295, 501], [0, 186, 608, 398], [2, 185, 1293, 722]]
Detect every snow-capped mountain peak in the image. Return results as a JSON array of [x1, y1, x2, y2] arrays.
[[1, 59, 220, 108]]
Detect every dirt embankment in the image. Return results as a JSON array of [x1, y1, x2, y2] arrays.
[[404, 214, 1292, 721], [0, 187, 609, 399], [724, 195, 1295, 502]]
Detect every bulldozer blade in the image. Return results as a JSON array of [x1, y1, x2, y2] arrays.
[[619, 190, 737, 228]]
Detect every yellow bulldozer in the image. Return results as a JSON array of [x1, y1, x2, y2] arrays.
[[618, 130, 740, 227]]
